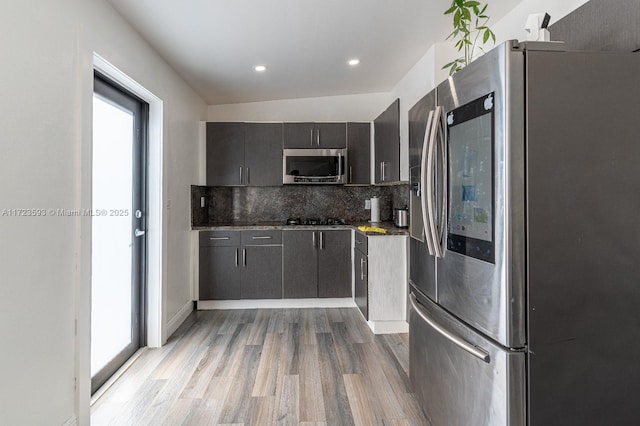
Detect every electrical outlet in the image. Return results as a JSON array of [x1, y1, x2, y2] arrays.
[[200, 196, 205, 208], [365, 199, 371, 210]]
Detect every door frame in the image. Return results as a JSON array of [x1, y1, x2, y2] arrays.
[[79, 54, 165, 414]]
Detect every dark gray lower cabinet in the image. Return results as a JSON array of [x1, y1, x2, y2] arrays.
[[283, 230, 318, 298], [241, 246, 282, 299], [354, 238, 368, 319], [318, 230, 352, 298], [199, 246, 241, 300], [199, 230, 283, 300], [283, 229, 351, 298]]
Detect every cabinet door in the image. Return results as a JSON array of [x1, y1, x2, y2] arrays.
[[244, 123, 283, 186], [206, 122, 245, 186], [316, 123, 346, 148], [346, 122, 371, 185], [199, 246, 241, 300], [283, 230, 318, 298], [318, 230, 352, 298], [354, 248, 368, 319], [283, 122, 315, 148], [241, 246, 282, 299], [374, 99, 400, 183]]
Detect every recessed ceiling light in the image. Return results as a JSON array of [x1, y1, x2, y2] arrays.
[[254, 65, 267, 72], [348, 59, 360, 66]]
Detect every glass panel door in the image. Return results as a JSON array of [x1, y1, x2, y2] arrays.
[[91, 73, 147, 394]]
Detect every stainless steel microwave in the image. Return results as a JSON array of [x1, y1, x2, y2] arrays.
[[283, 148, 347, 184]]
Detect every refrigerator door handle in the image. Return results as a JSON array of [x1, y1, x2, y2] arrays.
[[435, 106, 448, 256], [410, 293, 491, 363], [426, 107, 443, 257], [421, 110, 436, 255]]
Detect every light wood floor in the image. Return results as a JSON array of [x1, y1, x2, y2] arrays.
[[91, 308, 429, 425]]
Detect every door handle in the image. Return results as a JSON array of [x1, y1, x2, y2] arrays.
[[312, 231, 317, 249], [239, 166, 243, 185], [209, 236, 230, 240], [246, 167, 250, 185], [235, 248, 239, 267], [310, 129, 314, 146], [410, 293, 490, 363], [242, 248, 246, 267], [251, 236, 272, 240], [316, 128, 320, 146], [319, 231, 325, 250], [134, 229, 145, 237], [421, 110, 436, 255]]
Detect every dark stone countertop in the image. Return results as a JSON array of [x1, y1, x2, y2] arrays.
[[192, 221, 409, 236]]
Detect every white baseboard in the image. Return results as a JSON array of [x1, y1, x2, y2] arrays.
[[166, 300, 195, 339], [367, 320, 409, 334], [197, 298, 356, 310]]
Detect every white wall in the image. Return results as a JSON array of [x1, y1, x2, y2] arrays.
[[0, 0, 206, 424], [208, 92, 393, 122]]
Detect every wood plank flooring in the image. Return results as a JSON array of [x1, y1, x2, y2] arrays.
[[91, 308, 429, 425]]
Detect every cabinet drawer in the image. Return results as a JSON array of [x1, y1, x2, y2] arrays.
[[354, 231, 368, 255], [242, 230, 282, 246], [200, 230, 241, 247]]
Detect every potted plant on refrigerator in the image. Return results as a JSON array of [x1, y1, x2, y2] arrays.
[[442, 0, 496, 75]]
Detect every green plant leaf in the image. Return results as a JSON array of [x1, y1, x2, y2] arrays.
[[465, 1, 480, 7], [455, 0, 464, 8], [483, 29, 490, 43], [480, 4, 487, 14]]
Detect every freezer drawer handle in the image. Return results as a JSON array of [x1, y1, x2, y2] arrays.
[[410, 293, 490, 363]]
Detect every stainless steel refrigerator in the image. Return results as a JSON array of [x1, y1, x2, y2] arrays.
[[408, 40, 640, 425]]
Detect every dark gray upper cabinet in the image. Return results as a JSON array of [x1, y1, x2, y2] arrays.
[[283, 122, 346, 148], [408, 91, 435, 170], [283, 230, 319, 298], [317, 230, 352, 298], [346, 122, 371, 185], [374, 99, 400, 183], [206, 122, 283, 186], [244, 123, 283, 186], [550, 0, 640, 53], [206, 122, 245, 186]]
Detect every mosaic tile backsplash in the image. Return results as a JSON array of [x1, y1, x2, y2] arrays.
[[191, 184, 410, 226]]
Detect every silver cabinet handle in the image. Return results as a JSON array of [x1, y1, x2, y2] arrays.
[[310, 129, 314, 146], [338, 152, 343, 179], [319, 231, 325, 250], [209, 236, 230, 240], [360, 257, 365, 280], [239, 166, 243, 185], [410, 293, 490, 363], [316, 128, 320, 146], [349, 166, 353, 183], [251, 236, 272, 240], [363, 259, 367, 279], [312, 231, 317, 249], [134, 229, 145, 237], [246, 167, 250, 185], [379, 162, 384, 182], [242, 248, 246, 267], [235, 248, 239, 267], [382, 162, 386, 181]]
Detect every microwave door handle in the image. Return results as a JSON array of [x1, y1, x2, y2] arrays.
[[338, 152, 343, 179], [410, 293, 490, 363], [421, 110, 436, 255]]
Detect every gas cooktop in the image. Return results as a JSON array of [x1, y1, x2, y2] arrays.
[[285, 217, 347, 226]]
